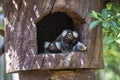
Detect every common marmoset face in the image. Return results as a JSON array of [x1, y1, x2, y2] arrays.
[[62, 29, 78, 44], [44, 41, 61, 53]]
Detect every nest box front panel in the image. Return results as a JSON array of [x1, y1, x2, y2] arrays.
[[4, 0, 104, 73]]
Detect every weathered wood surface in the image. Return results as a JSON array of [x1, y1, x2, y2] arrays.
[[4, 0, 104, 73], [19, 70, 95, 80]]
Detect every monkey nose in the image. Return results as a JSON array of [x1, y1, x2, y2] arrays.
[[50, 44, 54, 46], [68, 35, 73, 40]]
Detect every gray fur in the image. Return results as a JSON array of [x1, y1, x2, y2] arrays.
[[44, 41, 62, 53], [55, 29, 78, 53], [72, 41, 87, 52]]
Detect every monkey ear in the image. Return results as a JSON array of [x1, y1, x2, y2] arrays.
[[44, 41, 50, 49], [62, 30, 68, 37], [55, 42, 61, 50], [73, 31, 78, 38]]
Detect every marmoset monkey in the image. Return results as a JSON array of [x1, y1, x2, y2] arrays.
[[44, 41, 62, 53], [56, 29, 78, 53]]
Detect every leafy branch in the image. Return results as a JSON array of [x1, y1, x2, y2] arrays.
[[89, 3, 120, 45]]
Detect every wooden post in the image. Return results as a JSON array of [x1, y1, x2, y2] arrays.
[[19, 70, 95, 80]]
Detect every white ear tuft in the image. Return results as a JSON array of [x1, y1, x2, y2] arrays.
[[73, 31, 78, 38], [44, 41, 50, 49], [55, 42, 61, 50], [62, 30, 68, 37]]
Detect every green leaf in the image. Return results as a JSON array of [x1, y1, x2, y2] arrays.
[[102, 9, 108, 18], [117, 20, 120, 27], [88, 13, 95, 18], [112, 21, 117, 28], [88, 11, 100, 19], [104, 36, 115, 44], [106, 3, 113, 10], [102, 21, 109, 28], [116, 39, 120, 44], [92, 10, 98, 18], [96, 12, 102, 17], [89, 20, 100, 30]]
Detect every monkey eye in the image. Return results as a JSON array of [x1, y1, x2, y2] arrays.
[[73, 31, 78, 38], [62, 30, 68, 37], [44, 41, 50, 49]]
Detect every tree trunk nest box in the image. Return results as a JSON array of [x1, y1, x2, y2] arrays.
[[4, 0, 104, 73]]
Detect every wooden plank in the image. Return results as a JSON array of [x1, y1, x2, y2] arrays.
[[19, 69, 95, 80]]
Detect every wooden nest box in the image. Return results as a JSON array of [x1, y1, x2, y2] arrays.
[[4, 0, 104, 74]]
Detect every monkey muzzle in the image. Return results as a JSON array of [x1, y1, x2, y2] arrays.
[[67, 33, 74, 41], [49, 44, 56, 50]]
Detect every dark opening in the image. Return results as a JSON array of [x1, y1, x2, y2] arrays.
[[36, 12, 74, 54]]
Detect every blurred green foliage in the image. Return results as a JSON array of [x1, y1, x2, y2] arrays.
[[89, 2, 120, 80], [0, 23, 3, 30], [89, 3, 120, 44]]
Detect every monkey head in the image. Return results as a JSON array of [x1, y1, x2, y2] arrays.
[[44, 41, 61, 53], [61, 29, 78, 45]]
